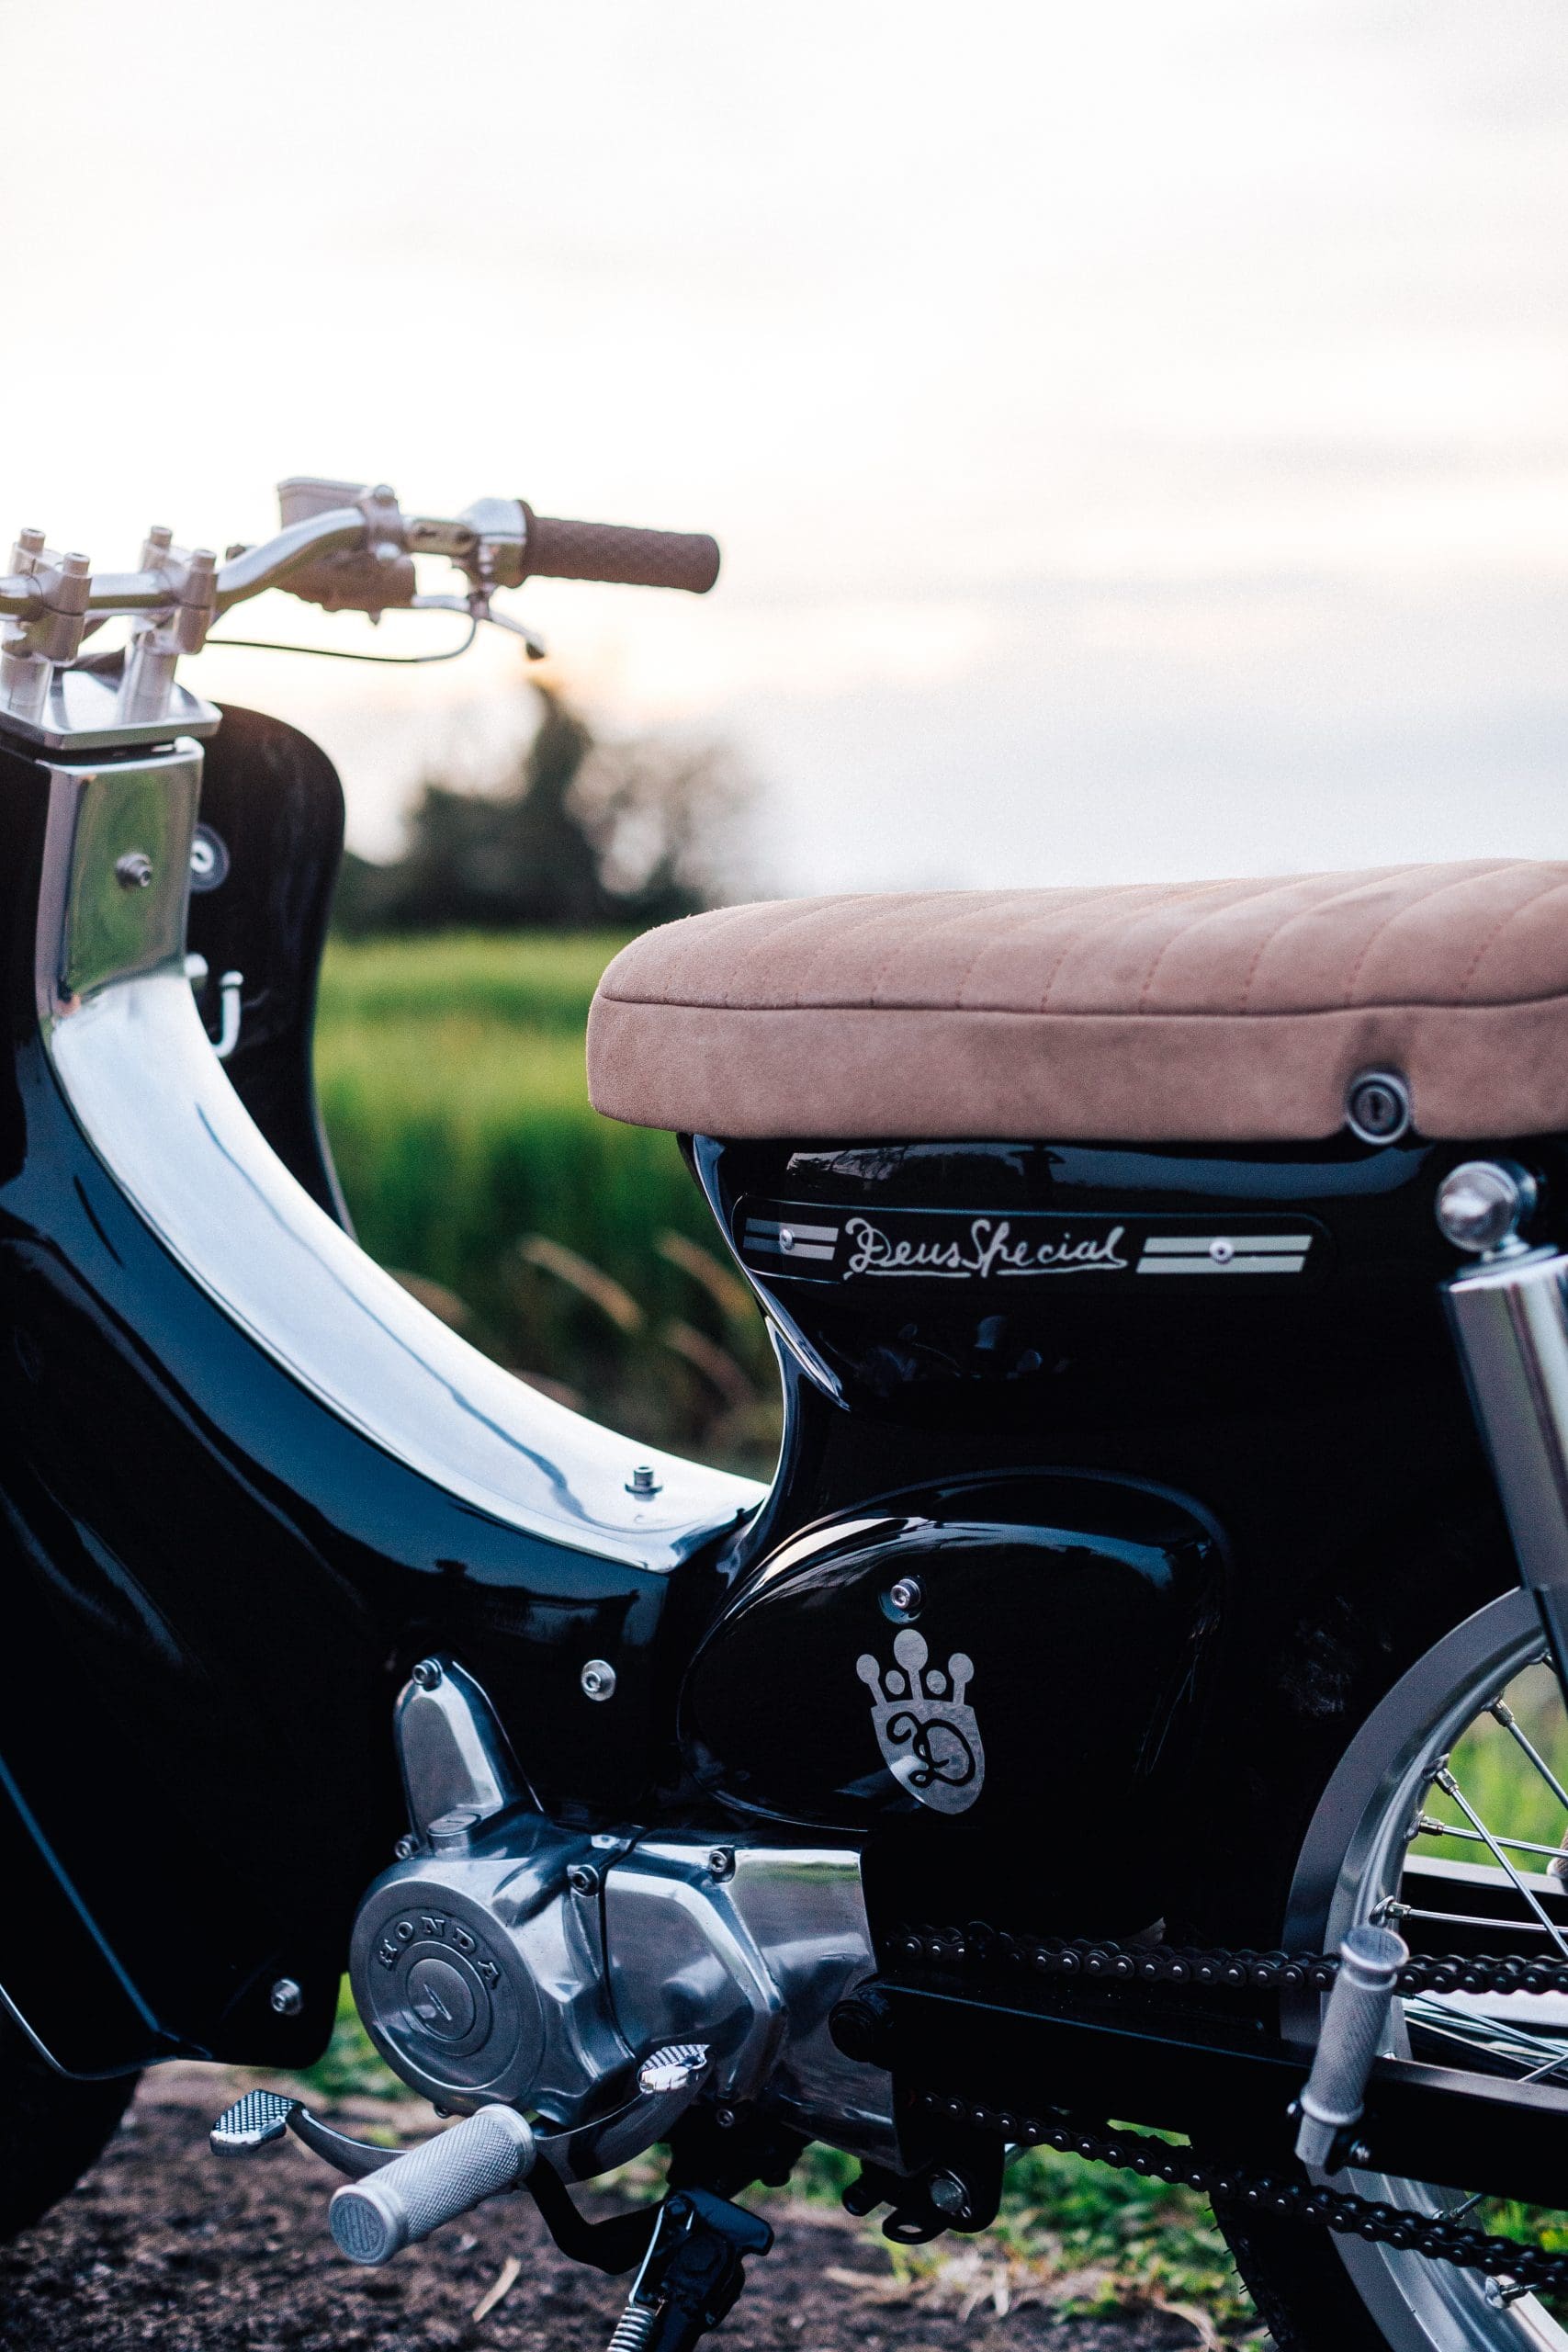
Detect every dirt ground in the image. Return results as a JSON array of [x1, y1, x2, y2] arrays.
[[0, 2067, 1223, 2352]]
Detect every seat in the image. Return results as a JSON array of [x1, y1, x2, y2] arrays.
[[585, 862, 1568, 1145]]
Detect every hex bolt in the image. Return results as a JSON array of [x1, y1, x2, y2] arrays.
[[626, 1464, 662, 1497], [928, 2168, 973, 2222], [269, 1978, 305, 2018], [580, 1657, 617, 1702], [567, 1862, 601, 1897], [706, 1847, 735, 1882], [115, 852, 153, 891], [885, 1576, 925, 1623], [393, 1833, 420, 1861], [410, 1657, 444, 1690]]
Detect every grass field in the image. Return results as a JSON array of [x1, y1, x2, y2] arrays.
[[315, 931, 780, 1471]]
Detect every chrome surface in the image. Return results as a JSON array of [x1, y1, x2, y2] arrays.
[[1285, 1589, 1566, 2351], [268, 1977, 305, 2018], [1346, 1067, 1414, 1145], [581, 1658, 618, 1702], [0, 662, 220, 751], [349, 1816, 633, 2136], [327, 2105, 536, 2266], [1438, 1162, 1540, 1257], [1446, 1249, 1568, 1671], [604, 1837, 897, 2163], [37, 750, 758, 1570], [1293, 1924, 1408, 2168], [394, 1656, 535, 1839]]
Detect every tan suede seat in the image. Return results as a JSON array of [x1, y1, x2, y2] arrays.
[[585, 863, 1568, 1145]]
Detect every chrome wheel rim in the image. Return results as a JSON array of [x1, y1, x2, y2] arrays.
[[1284, 1587, 1568, 2350]]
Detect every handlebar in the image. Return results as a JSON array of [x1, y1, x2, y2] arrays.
[[0, 482, 721, 633]]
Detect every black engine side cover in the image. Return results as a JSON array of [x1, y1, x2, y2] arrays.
[[680, 1471, 1222, 1927]]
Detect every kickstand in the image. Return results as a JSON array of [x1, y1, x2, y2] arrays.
[[604, 2186, 773, 2352]]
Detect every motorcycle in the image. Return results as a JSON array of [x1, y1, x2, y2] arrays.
[[6, 477, 1568, 2351]]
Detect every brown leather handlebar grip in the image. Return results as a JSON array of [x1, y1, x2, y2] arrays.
[[519, 506, 720, 594]]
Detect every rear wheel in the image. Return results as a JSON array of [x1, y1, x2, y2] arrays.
[[0, 2011, 137, 2241], [1216, 1588, 1568, 2350]]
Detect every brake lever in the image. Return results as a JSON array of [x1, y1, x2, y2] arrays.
[[411, 591, 547, 659]]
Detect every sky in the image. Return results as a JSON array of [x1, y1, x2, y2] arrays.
[[6, 1, 1568, 894]]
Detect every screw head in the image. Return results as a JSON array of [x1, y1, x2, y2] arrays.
[[626, 1464, 662, 1497], [1435, 1160, 1537, 1256], [393, 1832, 419, 1861], [115, 851, 153, 891], [706, 1847, 735, 1881], [410, 1657, 444, 1690], [567, 1862, 601, 1896], [1348, 2141, 1373, 2168], [269, 1977, 304, 2018], [581, 1657, 617, 1702], [884, 1576, 925, 1623]]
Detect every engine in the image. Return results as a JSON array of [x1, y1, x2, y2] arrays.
[[348, 1658, 895, 2179]]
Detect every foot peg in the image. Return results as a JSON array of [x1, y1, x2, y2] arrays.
[[1293, 1923, 1408, 2170], [329, 2106, 536, 2266]]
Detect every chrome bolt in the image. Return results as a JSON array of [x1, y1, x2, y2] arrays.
[[1349, 2141, 1373, 2167], [884, 1576, 925, 1623], [269, 1977, 304, 2018], [928, 2167, 972, 2222], [626, 1464, 662, 1497], [581, 1657, 617, 1702], [410, 1657, 444, 1690], [115, 851, 153, 890], [568, 1862, 601, 1896], [779, 1227, 795, 1252], [716, 2105, 738, 2130], [706, 1847, 735, 1881], [392, 1833, 419, 1861], [16, 527, 45, 559], [1435, 1160, 1537, 1257], [1208, 1237, 1235, 1265]]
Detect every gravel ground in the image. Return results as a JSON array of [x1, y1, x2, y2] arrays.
[[0, 2067, 1220, 2351]]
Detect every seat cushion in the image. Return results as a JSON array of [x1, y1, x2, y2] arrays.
[[585, 862, 1568, 1144]]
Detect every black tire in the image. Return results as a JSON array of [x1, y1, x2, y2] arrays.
[[0, 2011, 138, 2242]]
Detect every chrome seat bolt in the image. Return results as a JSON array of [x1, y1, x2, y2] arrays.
[[581, 1657, 617, 1702], [269, 1977, 304, 2018]]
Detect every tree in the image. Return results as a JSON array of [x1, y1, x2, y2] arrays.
[[333, 682, 746, 933]]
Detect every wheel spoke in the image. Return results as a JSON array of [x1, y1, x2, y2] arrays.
[[1490, 1698, 1568, 1819], [1432, 1767, 1568, 1962]]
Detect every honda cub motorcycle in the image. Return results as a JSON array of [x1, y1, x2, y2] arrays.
[[7, 477, 1568, 2351]]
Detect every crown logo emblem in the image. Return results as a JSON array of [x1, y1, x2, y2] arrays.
[[855, 1628, 985, 1815]]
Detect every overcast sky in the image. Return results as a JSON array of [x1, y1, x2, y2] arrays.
[[6, 2, 1567, 892]]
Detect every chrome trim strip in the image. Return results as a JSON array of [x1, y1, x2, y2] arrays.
[[37, 747, 761, 1573]]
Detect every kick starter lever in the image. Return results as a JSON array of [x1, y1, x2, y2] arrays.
[[1293, 1923, 1409, 2170]]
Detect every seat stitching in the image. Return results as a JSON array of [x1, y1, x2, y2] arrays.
[[865, 894, 1039, 1008], [1133, 876, 1319, 1014], [1235, 867, 1415, 1012], [941, 887, 1145, 1010], [801, 894, 988, 1010], [1031, 886, 1212, 1011], [1341, 860, 1537, 1006], [1455, 874, 1568, 1001]]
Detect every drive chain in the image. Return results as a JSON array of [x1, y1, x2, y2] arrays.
[[894, 1923, 1568, 2291], [909, 2087, 1568, 2297], [890, 1920, 1568, 1998]]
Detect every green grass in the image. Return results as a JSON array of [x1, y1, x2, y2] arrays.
[[314, 932, 779, 1470]]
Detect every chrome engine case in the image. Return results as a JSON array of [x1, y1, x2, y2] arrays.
[[347, 1657, 896, 2176]]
